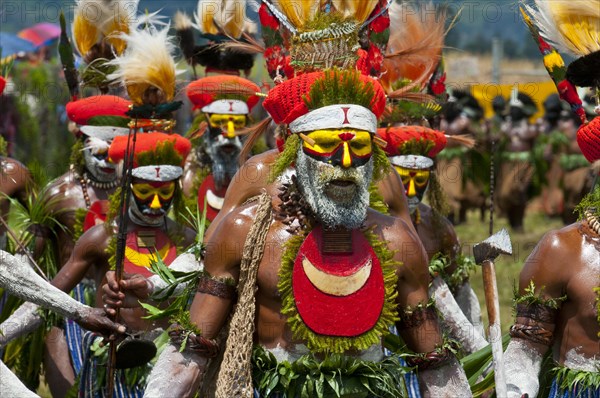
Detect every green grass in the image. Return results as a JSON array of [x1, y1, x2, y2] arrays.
[[455, 210, 564, 334]]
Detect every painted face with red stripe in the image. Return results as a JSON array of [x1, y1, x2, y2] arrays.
[[301, 129, 373, 168], [395, 167, 430, 212], [130, 180, 176, 223]]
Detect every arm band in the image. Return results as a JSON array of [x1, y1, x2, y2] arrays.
[[196, 275, 237, 300], [398, 306, 437, 329], [509, 303, 558, 346], [169, 324, 219, 358]]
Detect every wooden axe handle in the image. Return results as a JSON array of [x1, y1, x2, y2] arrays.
[[482, 259, 500, 326]]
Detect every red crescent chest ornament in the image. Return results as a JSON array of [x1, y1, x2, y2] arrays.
[[123, 229, 177, 278], [83, 200, 109, 232], [197, 174, 227, 222], [292, 226, 385, 337]]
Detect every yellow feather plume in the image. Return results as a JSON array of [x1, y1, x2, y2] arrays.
[[524, 0, 600, 57], [271, 0, 324, 29], [73, 12, 99, 56], [195, 0, 248, 38], [331, 0, 378, 24], [102, 1, 137, 55], [107, 26, 183, 105]]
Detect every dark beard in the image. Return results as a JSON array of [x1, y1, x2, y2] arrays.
[[204, 132, 242, 190], [295, 149, 373, 230]]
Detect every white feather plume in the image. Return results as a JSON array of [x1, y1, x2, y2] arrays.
[[106, 25, 184, 105]]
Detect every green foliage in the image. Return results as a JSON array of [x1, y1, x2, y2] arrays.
[[136, 140, 184, 168], [87, 115, 130, 128], [382, 101, 442, 126], [429, 252, 477, 293], [69, 139, 85, 176], [368, 183, 389, 214], [73, 207, 87, 241], [371, 144, 391, 184], [278, 226, 400, 354], [141, 203, 208, 322], [303, 69, 375, 112], [10, 60, 72, 179], [459, 334, 510, 397], [553, 364, 600, 393], [269, 134, 300, 183], [513, 280, 567, 310], [575, 185, 600, 221], [252, 345, 410, 398], [0, 136, 7, 157]]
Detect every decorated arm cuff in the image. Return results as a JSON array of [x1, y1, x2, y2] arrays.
[[196, 274, 237, 300], [509, 303, 559, 346], [397, 305, 437, 330], [405, 346, 454, 370]]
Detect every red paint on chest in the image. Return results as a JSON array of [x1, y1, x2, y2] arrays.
[[123, 229, 177, 278], [197, 174, 227, 222], [83, 200, 109, 232], [292, 226, 384, 337]]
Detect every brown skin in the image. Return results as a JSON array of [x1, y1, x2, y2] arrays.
[[412, 202, 460, 276], [52, 218, 195, 331], [40, 169, 117, 397], [0, 157, 31, 241], [42, 170, 116, 265], [512, 221, 600, 363], [181, 153, 202, 198], [205, 149, 414, 241], [191, 197, 440, 355]]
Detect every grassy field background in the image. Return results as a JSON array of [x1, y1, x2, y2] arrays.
[[455, 208, 564, 334]]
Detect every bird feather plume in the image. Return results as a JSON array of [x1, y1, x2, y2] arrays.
[[381, 2, 447, 95], [523, 0, 600, 58], [83, 136, 111, 154], [331, 0, 379, 25], [72, 0, 110, 56], [102, 0, 139, 55], [270, 0, 325, 30], [194, 0, 248, 38], [107, 25, 183, 105]]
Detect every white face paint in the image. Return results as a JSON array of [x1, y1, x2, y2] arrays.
[[83, 137, 118, 182], [295, 148, 373, 230]]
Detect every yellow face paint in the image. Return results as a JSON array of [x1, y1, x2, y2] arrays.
[[208, 114, 247, 137], [131, 182, 176, 201], [302, 129, 372, 168], [395, 167, 430, 200]]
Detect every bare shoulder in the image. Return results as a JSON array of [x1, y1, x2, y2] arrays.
[[76, 224, 111, 255], [520, 223, 582, 294], [366, 209, 427, 268]]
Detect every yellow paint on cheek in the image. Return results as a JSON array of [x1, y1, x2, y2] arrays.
[[150, 194, 162, 209], [342, 142, 352, 168]]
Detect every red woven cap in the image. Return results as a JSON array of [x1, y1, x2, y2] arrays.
[[186, 75, 261, 111], [378, 126, 447, 158], [263, 71, 387, 126], [66, 95, 132, 125], [577, 116, 600, 164], [108, 132, 191, 168], [0, 76, 6, 95]]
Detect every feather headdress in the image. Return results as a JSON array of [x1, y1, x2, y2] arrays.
[[522, 0, 600, 88], [107, 25, 183, 107], [72, 0, 140, 60], [382, 2, 447, 97], [174, 0, 257, 75]]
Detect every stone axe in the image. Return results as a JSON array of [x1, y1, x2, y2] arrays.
[[473, 228, 512, 398]]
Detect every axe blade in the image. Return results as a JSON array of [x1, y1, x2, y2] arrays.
[[473, 228, 513, 265]]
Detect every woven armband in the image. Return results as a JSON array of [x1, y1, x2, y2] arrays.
[[405, 346, 453, 370], [169, 324, 219, 358], [196, 274, 237, 300], [398, 306, 437, 329], [509, 303, 559, 346]]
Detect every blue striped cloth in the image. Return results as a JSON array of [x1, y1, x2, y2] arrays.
[[65, 282, 87, 374], [549, 378, 600, 398], [78, 332, 145, 398]]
